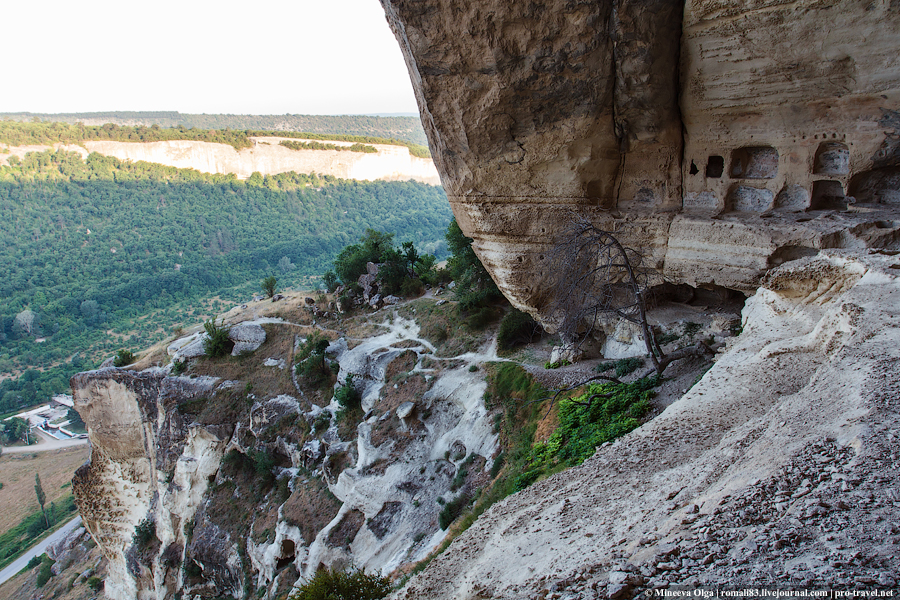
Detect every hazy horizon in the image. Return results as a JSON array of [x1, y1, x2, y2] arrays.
[[2, 0, 419, 116]]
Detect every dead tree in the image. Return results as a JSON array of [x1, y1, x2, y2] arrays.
[[545, 217, 719, 378]]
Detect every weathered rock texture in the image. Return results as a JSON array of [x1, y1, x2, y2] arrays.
[[380, 0, 900, 318], [392, 250, 900, 599], [71, 315, 500, 600], [71, 369, 229, 600], [0, 138, 440, 185]]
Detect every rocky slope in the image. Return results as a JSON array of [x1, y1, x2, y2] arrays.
[[70, 294, 512, 600], [379, 0, 900, 321], [393, 251, 900, 598], [0, 137, 440, 184]]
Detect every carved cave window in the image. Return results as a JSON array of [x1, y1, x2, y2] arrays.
[[689, 161, 699, 175], [814, 142, 850, 176], [810, 180, 846, 210], [705, 156, 724, 178], [730, 146, 779, 179]]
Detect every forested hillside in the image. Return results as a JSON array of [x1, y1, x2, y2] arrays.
[[0, 149, 450, 414], [0, 112, 428, 147]]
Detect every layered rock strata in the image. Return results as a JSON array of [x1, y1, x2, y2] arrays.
[[380, 0, 900, 318]]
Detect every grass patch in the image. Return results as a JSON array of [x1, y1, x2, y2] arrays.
[[0, 495, 78, 572]]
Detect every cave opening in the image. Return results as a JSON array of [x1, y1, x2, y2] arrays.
[[649, 282, 746, 313], [276, 539, 296, 571], [705, 156, 724, 178], [689, 161, 699, 175], [810, 180, 847, 210]]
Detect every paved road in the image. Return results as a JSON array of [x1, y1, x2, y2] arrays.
[[2, 429, 88, 454], [0, 516, 83, 587]]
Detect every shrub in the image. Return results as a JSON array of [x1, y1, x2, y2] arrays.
[[614, 357, 644, 378], [496, 309, 540, 351], [295, 333, 333, 388], [202, 318, 232, 358], [438, 493, 470, 530], [288, 566, 392, 600], [87, 576, 104, 591], [249, 448, 276, 477], [322, 271, 339, 293], [132, 517, 156, 550], [334, 375, 361, 413], [595, 357, 644, 378], [464, 306, 498, 330], [400, 276, 424, 297], [514, 377, 657, 492], [36, 561, 53, 587], [113, 349, 136, 367], [171, 359, 188, 375]]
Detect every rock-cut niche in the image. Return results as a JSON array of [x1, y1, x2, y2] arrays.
[[730, 147, 779, 179], [814, 142, 850, 176]]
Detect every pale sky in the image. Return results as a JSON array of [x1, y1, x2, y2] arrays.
[[1, 0, 419, 116]]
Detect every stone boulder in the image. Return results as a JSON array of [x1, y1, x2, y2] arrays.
[[228, 322, 266, 356]]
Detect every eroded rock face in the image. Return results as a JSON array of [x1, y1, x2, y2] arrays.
[[380, 0, 900, 318], [72, 369, 229, 600]]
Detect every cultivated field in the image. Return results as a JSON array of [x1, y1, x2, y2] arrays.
[[0, 446, 90, 532]]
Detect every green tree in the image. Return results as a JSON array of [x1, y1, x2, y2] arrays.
[[261, 275, 278, 298], [113, 349, 136, 367], [445, 219, 502, 310], [322, 271, 339, 293], [35, 473, 49, 528]]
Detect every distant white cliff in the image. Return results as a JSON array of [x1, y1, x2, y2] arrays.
[[1, 136, 442, 185]]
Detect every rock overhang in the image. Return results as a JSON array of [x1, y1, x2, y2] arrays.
[[379, 0, 900, 321]]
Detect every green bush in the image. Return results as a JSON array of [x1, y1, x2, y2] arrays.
[[288, 566, 392, 600], [334, 376, 361, 412], [596, 357, 644, 378], [497, 309, 540, 351], [171, 359, 188, 375], [514, 377, 657, 492], [295, 333, 333, 388], [202, 318, 232, 358], [87, 576, 104, 591], [249, 448, 276, 477], [113, 349, 136, 367], [464, 306, 499, 330], [35, 555, 54, 588], [132, 517, 156, 550], [438, 493, 471, 530], [614, 357, 644, 378], [323, 271, 339, 293]]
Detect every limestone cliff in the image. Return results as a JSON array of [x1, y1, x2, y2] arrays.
[[1, 138, 440, 185], [380, 0, 900, 318], [71, 303, 501, 600]]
